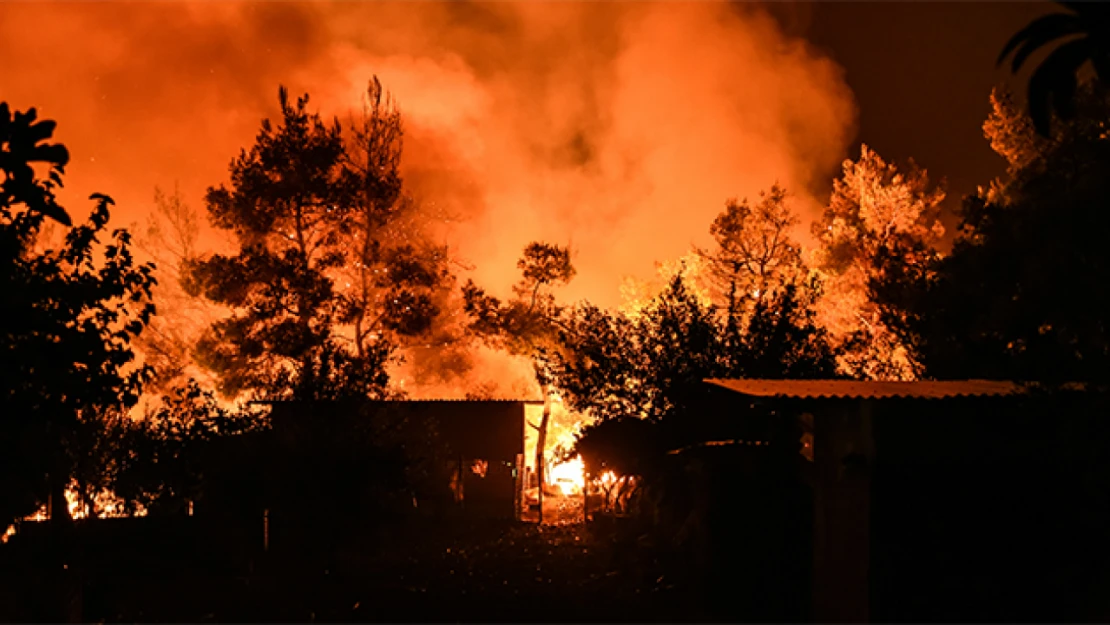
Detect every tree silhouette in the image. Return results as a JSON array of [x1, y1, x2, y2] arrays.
[[186, 87, 390, 401], [874, 83, 1110, 384], [550, 272, 835, 428], [187, 81, 458, 401], [550, 270, 835, 518], [108, 380, 260, 516], [340, 78, 456, 361], [1, 103, 155, 527], [0, 104, 72, 226], [998, 1, 1110, 136]]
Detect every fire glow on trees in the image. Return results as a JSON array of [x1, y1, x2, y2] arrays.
[[0, 2, 970, 529], [1, 0, 867, 432], [811, 145, 947, 381]]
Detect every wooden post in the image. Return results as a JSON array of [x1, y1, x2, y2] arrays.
[[537, 462, 544, 525], [515, 453, 525, 521], [458, 455, 465, 510], [582, 470, 589, 524], [263, 509, 269, 552]]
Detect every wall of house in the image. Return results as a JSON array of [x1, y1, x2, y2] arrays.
[[269, 400, 528, 522], [809, 400, 873, 623]]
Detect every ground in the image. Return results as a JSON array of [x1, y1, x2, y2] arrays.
[[6, 518, 713, 623]]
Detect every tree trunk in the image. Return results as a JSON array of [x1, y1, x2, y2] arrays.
[[49, 467, 73, 527], [535, 381, 552, 524]]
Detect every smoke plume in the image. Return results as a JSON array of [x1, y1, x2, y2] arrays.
[[2, 1, 855, 302], [2, 1, 857, 395]]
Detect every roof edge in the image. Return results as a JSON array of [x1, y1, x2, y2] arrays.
[[250, 398, 544, 405], [702, 378, 1067, 400]]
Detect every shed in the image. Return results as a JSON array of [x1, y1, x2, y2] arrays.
[[696, 378, 1109, 623], [264, 399, 536, 521]]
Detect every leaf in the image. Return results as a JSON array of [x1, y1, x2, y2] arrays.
[[25, 119, 58, 145], [998, 13, 1083, 71], [40, 201, 73, 227], [1026, 38, 1090, 135]]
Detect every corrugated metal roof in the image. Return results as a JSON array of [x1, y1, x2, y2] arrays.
[[667, 439, 772, 455], [252, 398, 543, 405], [704, 378, 1026, 400]]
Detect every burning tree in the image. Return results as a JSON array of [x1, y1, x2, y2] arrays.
[[0, 103, 155, 527], [463, 241, 576, 516], [812, 144, 946, 381], [697, 184, 806, 312], [982, 88, 1048, 182]]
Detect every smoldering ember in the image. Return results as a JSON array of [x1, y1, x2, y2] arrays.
[[3, 1, 1110, 623]]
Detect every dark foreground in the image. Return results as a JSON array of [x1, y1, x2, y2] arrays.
[[1, 518, 713, 623]]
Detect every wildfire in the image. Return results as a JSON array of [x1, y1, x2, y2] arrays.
[[548, 455, 585, 496], [20, 481, 144, 523]]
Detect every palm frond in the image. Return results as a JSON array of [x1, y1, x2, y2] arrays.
[[999, 13, 1083, 69], [1005, 14, 1084, 72], [1058, 1, 1110, 23], [1027, 38, 1091, 134]]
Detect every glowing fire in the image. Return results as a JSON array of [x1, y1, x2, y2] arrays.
[[20, 481, 145, 523], [548, 455, 585, 496]]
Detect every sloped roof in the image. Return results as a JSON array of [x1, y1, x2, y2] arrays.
[[705, 378, 1026, 400], [266, 398, 531, 460], [252, 398, 543, 405]]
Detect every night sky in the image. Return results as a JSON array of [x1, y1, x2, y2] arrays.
[[798, 1, 1055, 209]]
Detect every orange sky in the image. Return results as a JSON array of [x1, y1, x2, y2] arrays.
[[1, 1, 857, 307]]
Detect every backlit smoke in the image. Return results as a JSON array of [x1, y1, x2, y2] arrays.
[[1, 1, 858, 393]]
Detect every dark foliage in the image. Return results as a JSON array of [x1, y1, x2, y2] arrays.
[[554, 271, 835, 530], [874, 84, 1110, 384], [186, 87, 392, 401], [574, 417, 662, 479], [999, 1, 1110, 136], [340, 78, 457, 366], [105, 380, 262, 516], [551, 272, 837, 427], [0, 103, 155, 527], [0, 103, 72, 226]]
